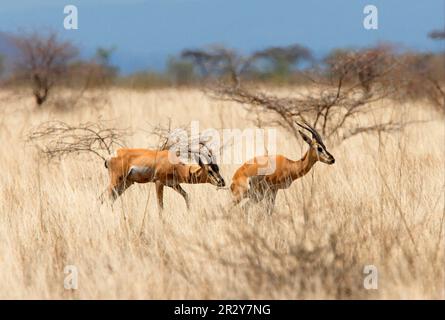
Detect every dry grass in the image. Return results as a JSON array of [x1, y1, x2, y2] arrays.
[[0, 88, 443, 299]]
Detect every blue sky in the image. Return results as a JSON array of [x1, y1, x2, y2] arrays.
[[1, 0, 443, 73]]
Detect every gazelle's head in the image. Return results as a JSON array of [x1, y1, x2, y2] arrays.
[[104, 157, 129, 200], [296, 120, 335, 165], [190, 143, 225, 187]]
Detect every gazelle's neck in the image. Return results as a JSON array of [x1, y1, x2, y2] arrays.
[[185, 164, 207, 184], [291, 148, 318, 180]]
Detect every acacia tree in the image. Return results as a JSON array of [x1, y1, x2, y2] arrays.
[[250, 44, 312, 80], [182, 44, 312, 86], [210, 46, 418, 144], [13, 31, 78, 106], [428, 28, 445, 40], [181, 45, 246, 85]]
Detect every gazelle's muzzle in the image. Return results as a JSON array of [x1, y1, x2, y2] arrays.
[[318, 150, 335, 165], [325, 152, 335, 165], [109, 187, 121, 200], [109, 181, 128, 200], [209, 174, 225, 187]]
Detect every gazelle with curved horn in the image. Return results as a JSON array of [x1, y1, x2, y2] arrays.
[[104, 141, 225, 210], [230, 120, 335, 215]]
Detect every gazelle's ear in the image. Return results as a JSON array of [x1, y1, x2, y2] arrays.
[[192, 153, 205, 167], [298, 130, 312, 145]]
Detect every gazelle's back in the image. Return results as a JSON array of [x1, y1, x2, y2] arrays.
[[232, 155, 290, 179], [230, 155, 293, 196]]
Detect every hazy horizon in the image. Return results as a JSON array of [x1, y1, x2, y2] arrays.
[[1, 0, 443, 73]]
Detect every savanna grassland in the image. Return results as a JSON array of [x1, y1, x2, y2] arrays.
[[0, 88, 443, 299]]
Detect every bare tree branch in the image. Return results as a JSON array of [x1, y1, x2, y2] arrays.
[[208, 46, 417, 144], [26, 120, 130, 161]]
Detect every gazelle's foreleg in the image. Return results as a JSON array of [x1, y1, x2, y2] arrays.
[[170, 184, 190, 209], [109, 179, 133, 201], [230, 177, 249, 209], [155, 181, 164, 211]]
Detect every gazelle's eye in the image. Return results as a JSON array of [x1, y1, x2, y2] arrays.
[[317, 147, 323, 153]]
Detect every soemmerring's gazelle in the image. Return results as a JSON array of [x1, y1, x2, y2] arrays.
[[230, 120, 335, 215], [105, 143, 225, 210]]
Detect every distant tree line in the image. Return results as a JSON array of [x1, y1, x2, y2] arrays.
[[0, 29, 443, 112]]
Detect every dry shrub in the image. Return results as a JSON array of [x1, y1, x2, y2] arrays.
[[396, 52, 445, 113], [26, 120, 130, 161]]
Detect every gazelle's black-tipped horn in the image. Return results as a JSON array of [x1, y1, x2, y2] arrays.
[[295, 120, 313, 136], [296, 121, 310, 132], [295, 119, 326, 147]]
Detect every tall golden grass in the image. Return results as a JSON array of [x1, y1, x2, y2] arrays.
[[0, 88, 443, 299]]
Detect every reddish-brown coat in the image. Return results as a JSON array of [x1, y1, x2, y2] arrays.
[[230, 148, 320, 210], [106, 148, 214, 210]]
